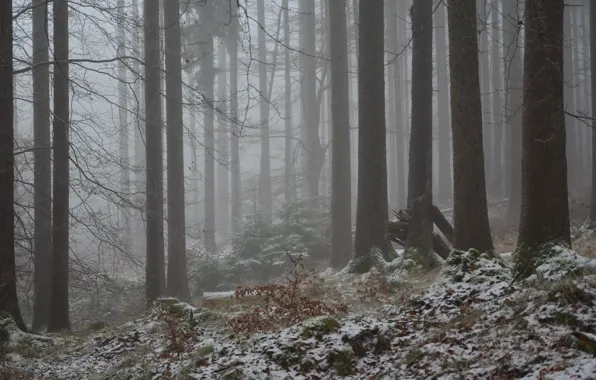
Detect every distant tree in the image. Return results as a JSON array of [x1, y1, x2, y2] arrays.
[[217, 40, 230, 240], [503, 0, 523, 220], [434, 0, 452, 205], [144, 0, 166, 304], [564, 4, 579, 190], [31, 0, 52, 331], [329, 0, 352, 269], [228, 1, 241, 233], [515, 0, 569, 276], [490, 0, 503, 199], [164, 0, 190, 300], [0, 0, 26, 331], [283, 0, 293, 204], [49, 0, 72, 332], [447, 0, 493, 253], [351, 0, 390, 273], [257, 0, 273, 222]]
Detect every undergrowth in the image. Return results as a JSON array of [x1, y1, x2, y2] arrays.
[[228, 256, 347, 333]]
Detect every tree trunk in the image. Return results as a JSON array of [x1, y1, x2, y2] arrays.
[[283, 0, 293, 204], [435, 0, 452, 206], [186, 89, 200, 234], [408, 0, 433, 205], [350, 0, 358, 220], [329, 0, 352, 269], [132, 0, 146, 259], [217, 41, 230, 241], [144, 0, 165, 304], [387, 0, 406, 210], [257, 0, 273, 221], [491, 0, 503, 198], [589, 0, 596, 221], [117, 0, 131, 256], [31, 0, 52, 331], [49, 0, 71, 332], [503, 0, 523, 220], [478, 0, 492, 198], [300, 0, 325, 204], [352, 0, 390, 273], [164, 0, 190, 301], [564, 5, 578, 190], [0, 0, 26, 330], [516, 0, 570, 275], [447, 0, 494, 253], [405, 0, 434, 263], [229, 2, 241, 234], [202, 2, 217, 254]]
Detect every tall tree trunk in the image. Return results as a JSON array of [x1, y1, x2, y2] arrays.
[[435, 0, 452, 206], [503, 0, 523, 220], [478, 0, 492, 197], [516, 0, 570, 276], [405, 0, 435, 265], [186, 89, 200, 234], [408, 0, 433, 205], [387, 0, 405, 210], [202, 2, 217, 254], [350, 0, 359, 219], [401, 0, 411, 181], [351, 0, 389, 273], [300, 0, 324, 204], [31, 0, 52, 331], [132, 0, 146, 259], [491, 0, 503, 198], [572, 10, 586, 177], [0, 0, 26, 330], [217, 41, 230, 240], [49, 0, 71, 332], [329, 0, 352, 269], [590, 0, 596, 222], [257, 0, 273, 221], [447, 0, 494, 253], [144, 0, 165, 304], [164, 0, 190, 300], [118, 0, 131, 255], [229, 2, 241, 233], [564, 4, 578, 190], [283, 0, 293, 203]]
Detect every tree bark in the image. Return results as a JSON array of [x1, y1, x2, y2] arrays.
[[352, 0, 390, 273], [329, 0, 352, 269], [49, 0, 71, 332], [144, 0, 165, 304], [447, 0, 494, 253], [0, 0, 26, 330], [516, 0, 570, 274], [31, 0, 52, 331], [164, 0, 190, 301], [589, 0, 596, 221], [478, 0, 492, 197]]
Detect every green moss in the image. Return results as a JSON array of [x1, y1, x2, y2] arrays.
[[547, 281, 595, 306], [404, 348, 423, 366], [514, 240, 565, 278], [551, 312, 582, 328], [272, 345, 306, 369], [195, 344, 214, 357], [302, 316, 341, 339], [328, 350, 354, 376], [87, 321, 107, 332]]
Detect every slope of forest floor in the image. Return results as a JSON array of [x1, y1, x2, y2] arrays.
[[4, 242, 596, 379]]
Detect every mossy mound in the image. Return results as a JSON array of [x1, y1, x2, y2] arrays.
[[154, 298, 214, 324], [439, 249, 512, 285], [301, 316, 341, 339], [516, 244, 596, 282]]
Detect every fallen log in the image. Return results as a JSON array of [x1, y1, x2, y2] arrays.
[[387, 202, 454, 260]]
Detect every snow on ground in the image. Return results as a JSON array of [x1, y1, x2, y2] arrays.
[[4, 251, 596, 379]]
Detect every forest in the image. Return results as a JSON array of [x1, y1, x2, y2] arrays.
[[1, 0, 596, 378]]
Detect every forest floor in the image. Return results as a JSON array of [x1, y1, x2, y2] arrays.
[[4, 237, 596, 379]]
